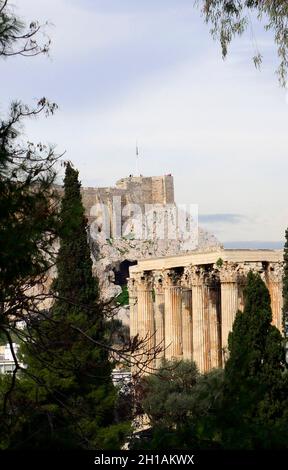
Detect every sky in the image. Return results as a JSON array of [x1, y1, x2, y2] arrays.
[[2, 0, 288, 246]]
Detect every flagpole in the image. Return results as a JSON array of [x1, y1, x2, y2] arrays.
[[136, 140, 140, 176]]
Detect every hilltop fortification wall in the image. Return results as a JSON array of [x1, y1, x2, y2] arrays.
[[81, 174, 174, 226]]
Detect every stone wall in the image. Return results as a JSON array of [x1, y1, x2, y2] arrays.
[[81, 174, 174, 227]]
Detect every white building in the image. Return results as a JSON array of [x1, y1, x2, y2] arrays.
[[0, 343, 19, 374]]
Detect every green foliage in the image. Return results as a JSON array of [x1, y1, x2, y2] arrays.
[[0, 103, 59, 372], [0, 132, 58, 288], [226, 271, 285, 383], [0, 164, 129, 449], [0, 2, 57, 346], [52, 163, 99, 306], [142, 360, 198, 427], [215, 257, 223, 268], [116, 285, 129, 306], [198, 0, 288, 86], [219, 271, 288, 449], [132, 360, 224, 450], [0, 0, 130, 452], [134, 272, 288, 450]]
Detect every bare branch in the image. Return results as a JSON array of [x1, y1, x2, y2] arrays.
[[0, 2, 51, 59]]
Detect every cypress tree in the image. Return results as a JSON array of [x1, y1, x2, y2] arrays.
[[220, 271, 288, 449], [3, 163, 128, 449]]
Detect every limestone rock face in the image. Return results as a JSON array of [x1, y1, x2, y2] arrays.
[[89, 225, 221, 305]]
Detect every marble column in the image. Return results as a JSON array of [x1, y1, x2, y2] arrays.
[[153, 273, 165, 366], [181, 269, 193, 361], [190, 266, 207, 373], [163, 270, 183, 360], [127, 276, 138, 339], [266, 263, 283, 332], [135, 272, 155, 369], [206, 273, 222, 369], [237, 277, 246, 313], [219, 262, 239, 363]]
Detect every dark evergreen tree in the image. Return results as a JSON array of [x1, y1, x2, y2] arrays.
[[0, 0, 128, 451], [0, 0, 58, 381], [1, 163, 129, 449], [219, 271, 288, 449], [132, 360, 224, 450], [132, 273, 288, 451], [142, 360, 198, 429]]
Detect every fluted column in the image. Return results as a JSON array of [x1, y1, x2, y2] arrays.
[[153, 273, 165, 366], [181, 269, 193, 361], [206, 273, 222, 369], [266, 263, 283, 332], [163, 270, 183, 360], [219, 262, 239, 363], [136, 272, 155, 369], [237, 278, 245, 313], [190, 267, 207, 373], [127, 276, 138, 339]]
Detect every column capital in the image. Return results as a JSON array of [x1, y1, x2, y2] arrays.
[[204, 269, 219, 288], [217, 262, 239, 284], [267, 262, 284, 284], [162, 269, 182, 288], [127, 276, 137, 296], [236, 263, 254, 285], [181, 267, 192, 289], [134, 272, 153, 291], [189, 265, 206, 286], [153, 272, 164, 294]]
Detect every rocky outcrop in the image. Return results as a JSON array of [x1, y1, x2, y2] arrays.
[[89, 225, 221, 303]]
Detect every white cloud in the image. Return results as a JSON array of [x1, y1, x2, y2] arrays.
[[4, 0, 288, 243]]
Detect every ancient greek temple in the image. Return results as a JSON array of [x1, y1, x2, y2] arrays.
[[128, 249, 283, 373]]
